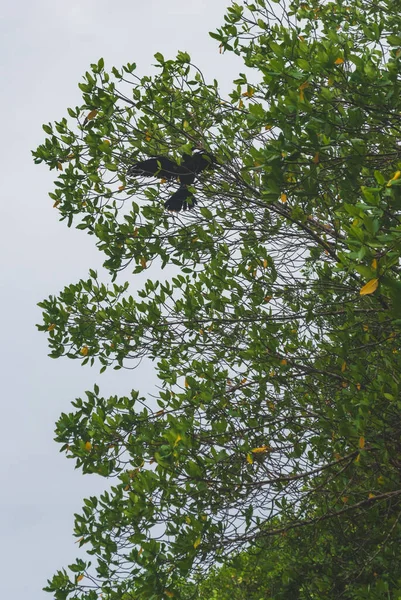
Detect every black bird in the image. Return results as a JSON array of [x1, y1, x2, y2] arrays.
[[128, 150, 215, 211], [164, 186, 197, 211], [127, 156, 179, 180]]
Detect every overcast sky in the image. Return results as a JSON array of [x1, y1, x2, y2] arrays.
[[0, 1, 244, 597]]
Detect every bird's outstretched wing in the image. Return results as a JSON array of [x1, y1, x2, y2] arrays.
[[127, 156, 179, 180]]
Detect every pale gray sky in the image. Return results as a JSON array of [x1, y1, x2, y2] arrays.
[[0, 1, 243, 597]]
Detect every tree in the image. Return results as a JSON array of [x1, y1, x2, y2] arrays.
[[34, 0, 401, 598]]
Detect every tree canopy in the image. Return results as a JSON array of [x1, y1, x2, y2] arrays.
[[34, 0, 401, 598]]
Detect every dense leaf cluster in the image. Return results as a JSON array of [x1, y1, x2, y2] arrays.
[[34, 0, 401, 598]]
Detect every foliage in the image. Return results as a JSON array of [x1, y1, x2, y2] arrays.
[[34, 0, 401, 597]]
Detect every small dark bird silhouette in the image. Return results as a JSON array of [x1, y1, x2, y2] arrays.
[[164, 186, 197, 211], [128, 150, 215, 211]]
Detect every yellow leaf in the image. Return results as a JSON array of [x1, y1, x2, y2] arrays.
[[75, 537, 84, 544], [312, 152, 320, 164], [118, 185, 126, 191], [185, 516, 191, 524], [160, 178, 168, 183], [341, 496, 348, 503], [240, 378, 247, 384], [299, 81, 309, 91], [124, 485, 130, 491], [377, 475, 385, 485], [194, 537, 201, 549], [280, 193, 287, 203], [299, 89, 304, 102], [356, 383, 361, 390], [363, 324, 369, 331], [280, 359, 287, 365], [140, 257, 147, 269], [264, 296, 272, 303], [183, 120, 189, 128], [360, 278, 378, 296], [47, 323, 56, 331], [174, 434, 182, 447], [57, 162, 63, 171], [359, 436, 365, 449], [242, 87, 254, 97], [252, 445, 270, 454], [165, 591, 174, 598], [341, 361, 346, 372], [371, 258, 377, 269], [185, 379, 189, 388], [341, 381, 348, 388], [263, 259, 268, 268], [246, 453, 253, 464], [84, 441, 92, 451], [264, 124, 272, 130], [77, 574, 84, 582], [238, 100, 244, 109], [80, 346, 89, 356], [368, 493, 375, 499], [145, 130, 152, 141], [86, 109, 98, 121], [334, 57, 344, 64], [355, 453, 360, 463], [298, 35, 305, 41]]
